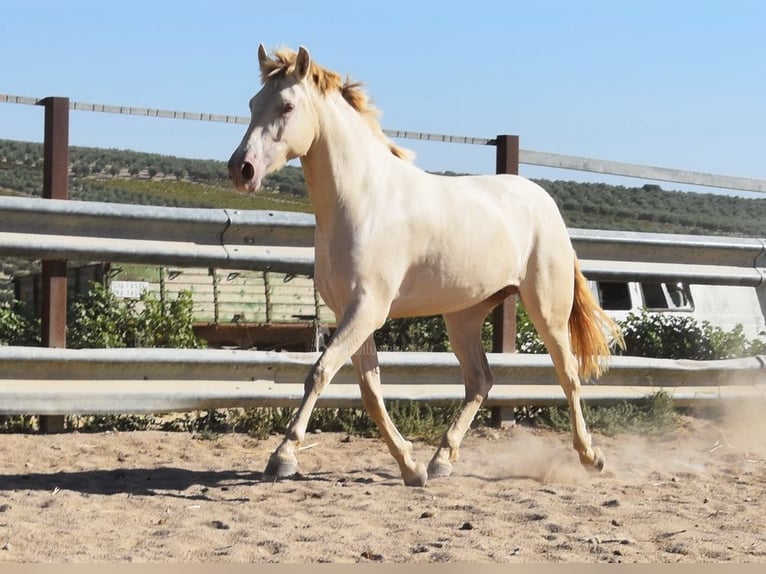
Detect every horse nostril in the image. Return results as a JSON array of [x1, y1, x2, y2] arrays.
[[241, 162, 255, 181]]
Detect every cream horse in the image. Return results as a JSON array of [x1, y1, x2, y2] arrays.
[[228, 45, 622, 487]]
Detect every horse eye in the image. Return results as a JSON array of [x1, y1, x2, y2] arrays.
[[282, 102, 295, 115]]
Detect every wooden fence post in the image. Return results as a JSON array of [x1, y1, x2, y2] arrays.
[[491, 135, 519, 428], [38, 97, 69, 433]]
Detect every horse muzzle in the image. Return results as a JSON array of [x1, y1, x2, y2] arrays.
[[228, 152, 264, 193]]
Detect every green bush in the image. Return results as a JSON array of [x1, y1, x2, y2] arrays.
[[374, 309, 536, 354], [2, 283, 203, 432], [375, 316, 452, 352], [617, 310, 765, 360], [0, 300, 39, 346], [67, 282, 203, 349], [370, 306, 764, 360], [513, 306, 764, 360], [515, 305, 548, 354]]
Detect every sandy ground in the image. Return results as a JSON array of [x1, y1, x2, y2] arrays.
[[0, 407, 764, 563]]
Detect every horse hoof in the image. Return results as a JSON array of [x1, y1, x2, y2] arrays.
[[585, 447, 605, 472], [578, 446, 605, 472], [592, 448, 606, 472], [402, 463, 428, 487], [264, 454, 298, 479], [427, 459, 453, 479]]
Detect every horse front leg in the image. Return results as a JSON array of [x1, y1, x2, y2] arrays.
[[353, 337, 427, 487], [264, 293, 387, 480]]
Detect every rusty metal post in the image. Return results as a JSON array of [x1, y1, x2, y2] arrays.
[[38, 97, 70, 433], [491, 135, 519, 352], [491, 135, 519, 427]]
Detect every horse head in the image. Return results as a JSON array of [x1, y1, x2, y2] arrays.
[[228, 44, 318, 192]]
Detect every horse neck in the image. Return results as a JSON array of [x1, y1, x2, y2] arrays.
[[299, 94, 395, 230]]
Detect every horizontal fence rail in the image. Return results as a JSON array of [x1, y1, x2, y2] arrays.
[[0, 347, 763, 414], [0, 195, 315, 275], [3, 93, 765, 194], [0, 196, 764, 286]]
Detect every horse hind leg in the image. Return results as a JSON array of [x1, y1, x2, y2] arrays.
[[353, 336, 427, 487], [519, 281, 605, 472], [428, 303, 495, 479]]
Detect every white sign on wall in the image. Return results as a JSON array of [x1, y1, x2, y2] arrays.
[[110, 281, 150, 299]]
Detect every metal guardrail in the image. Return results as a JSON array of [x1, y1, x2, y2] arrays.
[[1, 195, 764, 285], [0, 195, 315, 275], [0, 347, 763, 414]]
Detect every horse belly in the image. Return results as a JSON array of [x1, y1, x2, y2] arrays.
[[385, 203, 531, 317], [388, 250, 522, 318], [388, 288, 496, 318]]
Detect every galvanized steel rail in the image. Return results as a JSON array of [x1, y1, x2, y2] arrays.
[[0, 195, 315, 275], [0, 346, 763, 414]]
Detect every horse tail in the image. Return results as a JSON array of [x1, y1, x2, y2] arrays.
[[568, 257, 624, 380]]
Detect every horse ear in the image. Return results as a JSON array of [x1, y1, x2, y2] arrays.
[[295, 46, 311, 81], [257, 44, 269, 71]]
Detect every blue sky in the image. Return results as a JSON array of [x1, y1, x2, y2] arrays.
[[1, 1, 764, 197]]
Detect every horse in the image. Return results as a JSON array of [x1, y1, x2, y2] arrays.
[[228, 45, 622, 487]]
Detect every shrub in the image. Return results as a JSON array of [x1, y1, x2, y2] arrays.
[[515, 305, 548, 354], [617, 310, 765, 360], [373, 306, 542, 354], [368, 305, 765, 360], [509, 306, 764, 361], [0, 300, 39, 346], [375, 316, 452, 352], [67, 282, 203, 349]]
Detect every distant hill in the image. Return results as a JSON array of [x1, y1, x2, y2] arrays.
[[0, 139, 310, 212], [1, 138, 764, 236]]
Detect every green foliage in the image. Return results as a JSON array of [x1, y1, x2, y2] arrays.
[[68, 414, 156, 432], [371, 305, 764, 361], [312, 402, 463, 444], [1, 258, 39, 303], [515, 305, 548, 354], [227, 407, 300, 439], [535, 391, 677, 436], [0, 414, 38, 433], [0, 300, 39, 346], [263, 166, 308, 197], [67, 282, 203, 349], [168, 402, 467, 444], [385, 401, 469, 443], [618, 310, 765, 360], [132, 289, 203, 348], [538, 180, 766, 237], [374, 314, 497, 353], [67, 282, 130, 348], [375, 316, 452, 352], [79, 178, 311, 212]]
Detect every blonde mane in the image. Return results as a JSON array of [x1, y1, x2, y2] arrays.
[[260, 48, 413, 161]]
